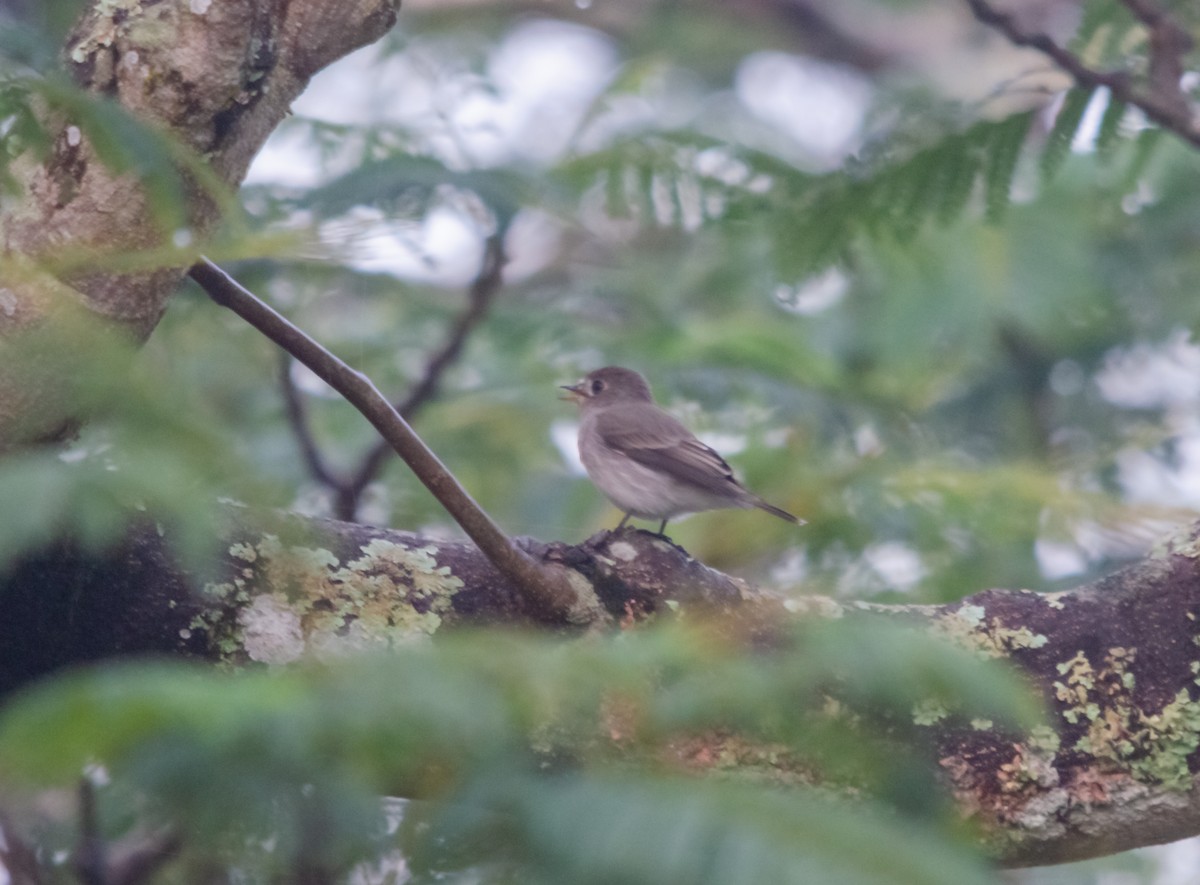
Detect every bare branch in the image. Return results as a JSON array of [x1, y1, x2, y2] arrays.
[[0, 811, 45, 885], [188, 259, 590, 624], [1119, 0, 1194, 119], [964, 0, 1200, 149], [106, 830, 181, 885], [279, 233, 507, 522], [73, 779, 106, 885], [279, 353, 347, 492], [398, 233, 507, 420]]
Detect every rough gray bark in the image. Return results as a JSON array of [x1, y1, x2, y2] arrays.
[[0, 0, 400, 448], [4, 509, 1200, 867]]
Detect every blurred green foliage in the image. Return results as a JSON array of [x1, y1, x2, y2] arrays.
[[0, 621, 1038, 882], [3, 0, 1200, 881], [0, 313, 278, 571]]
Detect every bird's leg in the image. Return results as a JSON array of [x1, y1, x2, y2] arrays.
[[656, 518, 668, 536], [616, 513, 631, 531]]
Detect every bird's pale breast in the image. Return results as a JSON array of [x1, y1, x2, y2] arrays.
[[578, 411, 749, 519]]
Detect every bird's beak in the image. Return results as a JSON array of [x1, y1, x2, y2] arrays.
[[560, 382, 585, 403]]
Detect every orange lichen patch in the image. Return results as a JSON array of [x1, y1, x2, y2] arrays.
[[939, 730, 1066, 828], [1064, 767, 1116, 807], [599, 694, 645, 744], [664, 732, 819, 787]]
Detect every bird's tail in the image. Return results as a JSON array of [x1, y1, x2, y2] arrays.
[[751, 497, 805, 525]]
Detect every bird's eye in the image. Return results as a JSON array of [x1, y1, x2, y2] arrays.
[[590, 379, 605, 395]]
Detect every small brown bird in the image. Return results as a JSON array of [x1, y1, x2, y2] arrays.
[[561, 366, 804, 535]]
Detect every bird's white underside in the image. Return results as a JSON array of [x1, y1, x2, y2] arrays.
[[578, 426, 752, 519]]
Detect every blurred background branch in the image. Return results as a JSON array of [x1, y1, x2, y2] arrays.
[[279, 231, 508, 522], [965, 0, 1200, 147]]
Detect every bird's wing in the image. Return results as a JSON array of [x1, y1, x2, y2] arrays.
[[594, 405, 742, 496]]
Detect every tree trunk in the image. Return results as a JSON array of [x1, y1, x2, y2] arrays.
[[0, 0, 400, 448]]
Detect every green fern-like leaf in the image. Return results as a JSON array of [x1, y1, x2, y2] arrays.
[[935, 133, 984, 223], [562, 108, 1063, 279], [1121, 127, 1164, 188], [1095, 93, 1127, 159], [984, 111, 1034, 222], [638, 162, 656, 223], [893, 146, 949, 240], [783, 179, 849, 274], [765, 111, 1042, 277], [1042, 88, 1096, 182], [1070, 0, 1135, 59]]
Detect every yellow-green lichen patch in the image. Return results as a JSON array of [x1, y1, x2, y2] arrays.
[[1054, 646, 1200, 790], [301, 539, 464, 651], [1043, 593, 1067, 611], [70, 0, 168, 64], [1028, 724, 1061, 755], [993, 625, 1049, 654], [988, 738, 1066, 828], [786, 595, 845, 618], [913, 698, 949, 726], [997, 743, 1060, 794], [194, 536, 467, 663], [1053, 651, 1095, 723], [1125, 689, 1200, 788], [191, 579, 254, 661], [931, 604, 1048, 659], [958, 604, 986, 628], [560, 567, 605, 626], [1166, 530, 1200, 560], [229, 542, 257, 563]]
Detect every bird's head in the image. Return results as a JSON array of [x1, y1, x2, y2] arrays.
[[560, 366, 655, 408]]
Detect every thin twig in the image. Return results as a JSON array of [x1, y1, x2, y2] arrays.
[[0, 812, 45, 885], [336, 232, 507, 520], [964, 0, 1200, 149], [74, 779, 106, 885], [277, 234, 506, 521], [399, 233, 506, 419], [279, 352, 345, 490], [106, 830, 181, 885], [188, 258, 580, 622]]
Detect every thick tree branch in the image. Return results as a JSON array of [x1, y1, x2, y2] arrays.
[[6, 511, 1200, 866], [188, 258, 592, 625], [964, 0, 1200, 148]]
